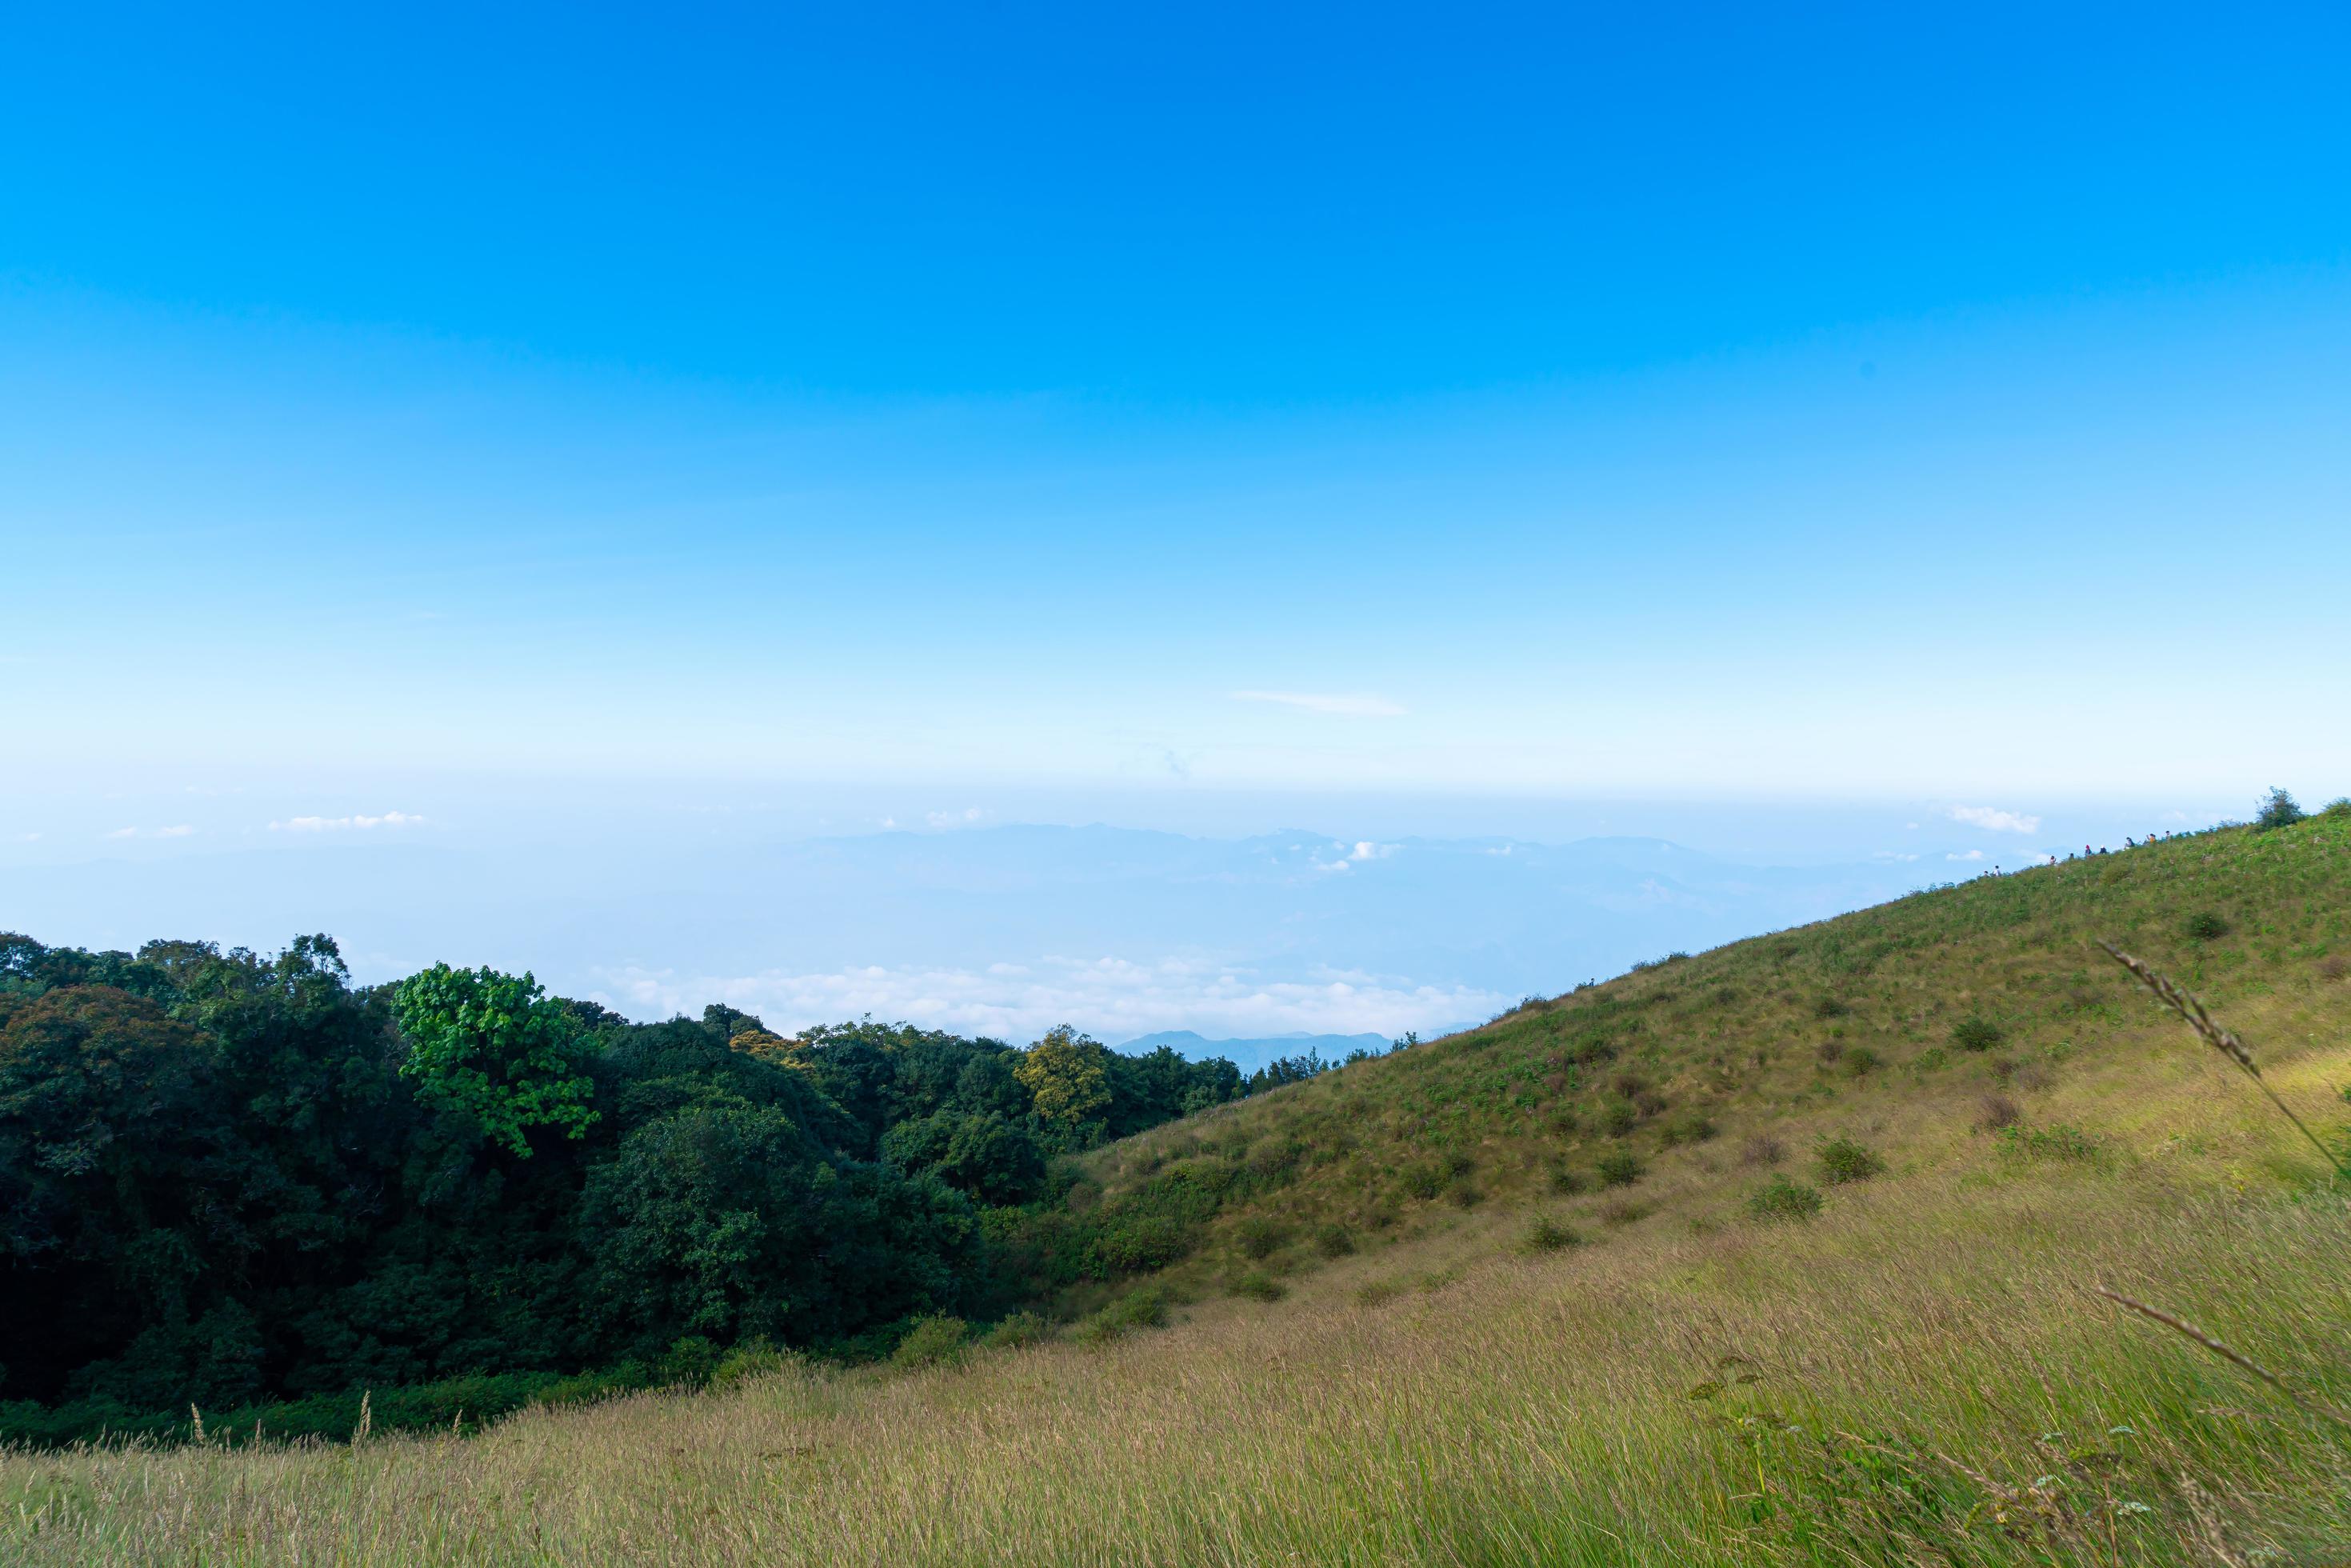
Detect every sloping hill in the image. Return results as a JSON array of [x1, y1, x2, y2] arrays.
[[7, 814, 2348, 1566], [1051, 814, 2351, 1321]]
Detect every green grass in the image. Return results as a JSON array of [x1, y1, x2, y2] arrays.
[[6, 814, 2349, 1564]]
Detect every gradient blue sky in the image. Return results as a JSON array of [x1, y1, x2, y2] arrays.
[[5, 6, 2349, 1010]]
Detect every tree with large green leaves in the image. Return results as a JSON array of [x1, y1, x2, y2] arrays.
[[391, 964, 598, 1158]]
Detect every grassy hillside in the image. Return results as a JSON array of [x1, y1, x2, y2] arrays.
[[7, 814, 2349, 1566]]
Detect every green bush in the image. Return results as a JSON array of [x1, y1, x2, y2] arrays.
[[1234, 1215, 1285, 1260], [1598, 1096, 1639, 1136], [1517, 1214, 1582, 1255], [1951, 1016, 2002, 1053], [710, 1338, 794, 1390], [2255, 786, 2305, 830], [1815, 1135, 1885, 1185], [1312, 1223, 1357, 1258], [1596, 1150, 1643, 1188], [1837, 1045, 1881, 1078], [2185, 910, 2229, 942], [1547, 1160, 1588, 1194], [890, 1315, 969, 1368], [979, 1311, 1051, 1350], [658, 1335, 722, 1386], [1813, 997, 1850, 1019], [1400, 1162, 1444, 1200], [1747, 1174, 1824, 1222], [1659, 1111, 1717, 1146], [1231, 1271, 1286, 1302], [2325, 797, 2351, 821], [1076, 1284, 1170, 1345]]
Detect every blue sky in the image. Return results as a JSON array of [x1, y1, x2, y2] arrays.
[[4, 5, 2348, 1027]]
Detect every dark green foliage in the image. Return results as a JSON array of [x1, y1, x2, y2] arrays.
[[1311, 1223, 1356, 1258], [979, 1311, 1050, 1350], [2254, 786, 2305, 830], [1837, 1045, 1881, 1078], [890, 1315, 968, 1367], [1815, 1135, 1885, 1185], [2185, 910, 2229, 942], [1950, 1015, 2002, 1053], [1235, 1215, 1285, 1259], [1747, 1174, 1825, 1222], [0, 930, 1232, 1442], [1598, 1095, 1639, 1136], [2326, 798, 2351, 821], [1813, 996, 1850, 1019], [1596, 1150, 1643, 1187], [1517, 1214, 1581, 1254], [1231, 1271, 1285, 1302], [1659, 1111, 1717, 1146], [1076, 1283, 1170, 1342]]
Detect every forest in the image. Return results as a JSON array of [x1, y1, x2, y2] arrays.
[[0, 931, 1327, 1442]]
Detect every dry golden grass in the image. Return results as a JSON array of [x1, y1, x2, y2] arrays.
[[7, 818, 2349, 1564]]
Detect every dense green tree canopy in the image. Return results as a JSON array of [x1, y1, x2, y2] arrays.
[[0, 930, 1251, 1438]]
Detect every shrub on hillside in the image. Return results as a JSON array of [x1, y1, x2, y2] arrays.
[[1813, 996, 1850, 1020], [2325, 797, 2351, 820], [1235, 1216, 1285, 1260], [1815, 1135, 1885, 1186], [2185, 910, 2229, 942], [1075, 1284, 1170, 1345], [1231, 1271, 1285, 1302], [1517, 1215, 1582, 1255], [2255, 786, 2305, 830], [979, 1311, 1050, 1350], [1400, 1162, 1444, 1201], [1547, 1160, 1588, 1194], [710, 1338, 794, 1390], [891, 1315, 968, 1369], [1837, 1045, 1881, 1078], [1746, 1174, 1824, 1222], [1737, 1134, 1785, 1166], [1597, 1096, 1639, 1137], [1974, 1093, 2021, 1131], [1659, 1111, 1717, 1146], [1596, 1150, 1643, 1188], [1951, 1015, 2002, 1053], [1312, 1223, 1357, 1258]]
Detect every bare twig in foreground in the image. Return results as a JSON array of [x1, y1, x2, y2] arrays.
[[2097, 941, 2347, 1178], [2091, 1285, 2351, 1426]]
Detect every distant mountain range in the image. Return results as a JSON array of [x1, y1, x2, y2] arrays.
[[1117, 1029, 1401, 1074]]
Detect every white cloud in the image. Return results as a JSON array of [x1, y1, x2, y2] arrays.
[[157, 825, 195, 838], [1348, 841, 1397, 862], [1947, 849, 1985, 862], [585, 953, 1501, 1044], [17, 832, 37, 842], [103, 826, 137, 839], [1947, 805, 2041, 834], [1230, 690, 1406, 718], [925, 806, 985, 829], [1871, 850, 1920, 862], [270, 810, 425, 833]]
